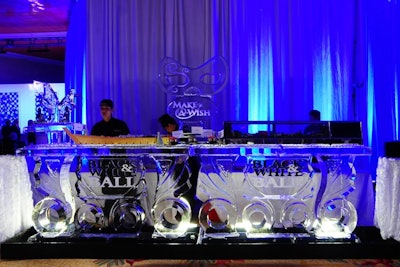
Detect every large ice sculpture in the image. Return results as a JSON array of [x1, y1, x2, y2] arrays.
[[26, 145, 194, 239]]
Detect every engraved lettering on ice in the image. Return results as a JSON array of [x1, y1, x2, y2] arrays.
[[172, 101, 211, 119], [88, 159, 137, 188], [251, 159, 304, 188]]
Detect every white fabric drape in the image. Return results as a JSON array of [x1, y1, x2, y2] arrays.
[[83, 0, 243, 134], [81, 0, 360, 132], [66, 0, 400, 178], [0, 156, 33, 243], [375, 157, 400, 241]]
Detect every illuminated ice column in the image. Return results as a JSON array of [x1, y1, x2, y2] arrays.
[[314, 155, 358, 238], [196, 148, 240, 239], [151, 153, 193, 238], [29, 154, 75, 238]]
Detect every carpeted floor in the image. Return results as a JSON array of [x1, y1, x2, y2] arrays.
[[0, 259, 399, 267]]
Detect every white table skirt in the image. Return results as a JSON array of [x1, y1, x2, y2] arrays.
[[375, 157, 400, 241], [0, 156, 33, 243]]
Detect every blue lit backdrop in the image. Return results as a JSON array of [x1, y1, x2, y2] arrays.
[[65, 0, 400, 178]]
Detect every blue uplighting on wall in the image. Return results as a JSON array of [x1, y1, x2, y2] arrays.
[[247, 6, 274, 134], [65, 0, 87, 126], [394, 69, 399, 139], [82, 56, 87, 125], [248, 40, 275, 133], [367, 45, 374, 148], [313, 36, 334, 121]]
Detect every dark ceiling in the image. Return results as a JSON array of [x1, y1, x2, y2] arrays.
[[0, 0, 70, 61]]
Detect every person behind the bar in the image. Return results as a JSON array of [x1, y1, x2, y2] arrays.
[[304, 109, 322, 136], [91, 99, 130, 137], [158, 113, 179, 135], [1, 119, 19, 155], [27, 119, 36, 145]]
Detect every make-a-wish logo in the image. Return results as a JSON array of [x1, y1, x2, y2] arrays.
[[252, 159, 304, 177], [169, 100, 212, 120], [88, 159, 138, 188]]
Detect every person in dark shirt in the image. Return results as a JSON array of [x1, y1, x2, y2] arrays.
[[158, 113, 179, 134], [27, 119, 36, 145], [304, 109, 322, 136], [1, 119, 19, 154], [91, 99, 130, 137], [11, 119, 21, 147]]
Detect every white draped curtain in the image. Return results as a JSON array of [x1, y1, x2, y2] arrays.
[[66, 0, 400, 177], [0, 156, 33, 242]]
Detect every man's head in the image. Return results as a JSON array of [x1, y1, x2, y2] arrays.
[[100, 99, 114, 121], [309, 110, 321, 121], [158, 114, 178, 134]]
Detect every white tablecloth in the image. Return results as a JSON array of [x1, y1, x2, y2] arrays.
[[0, 156, 33, 243], [375, 157, 400, 241]]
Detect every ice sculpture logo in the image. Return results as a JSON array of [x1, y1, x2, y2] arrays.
[[170, 100, 212, 120], [247, 159, 311, 194], [87, 158, 138, 189], [252, 159, 304, 177], [158, 56, 228, 129]]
